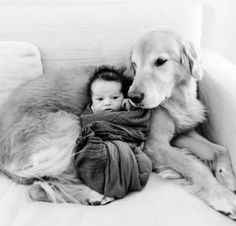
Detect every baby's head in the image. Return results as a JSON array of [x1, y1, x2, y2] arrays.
[[88, 65, 129, 113]]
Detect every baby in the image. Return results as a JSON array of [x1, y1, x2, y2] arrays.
[[77, 65, 152, 199], [87, 65, 132, 113]]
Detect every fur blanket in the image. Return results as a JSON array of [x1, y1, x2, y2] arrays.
[[75, 109, 152, 198]]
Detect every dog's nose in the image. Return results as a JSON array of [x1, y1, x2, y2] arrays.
[[128, 92, 144, 104]]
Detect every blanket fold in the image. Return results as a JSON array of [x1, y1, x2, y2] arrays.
[[75, 109, 152, 198]]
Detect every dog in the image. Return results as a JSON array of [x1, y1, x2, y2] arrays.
[[0, 67, 114, 205], [128, 29, 236, 220]]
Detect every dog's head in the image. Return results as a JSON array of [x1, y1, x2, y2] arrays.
[[128, 30, 202, 108]]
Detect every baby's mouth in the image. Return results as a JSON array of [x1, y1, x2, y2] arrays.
[[103, 108, 113, 112]]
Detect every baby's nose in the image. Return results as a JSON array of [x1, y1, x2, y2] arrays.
[[104, 99, 111, 105]]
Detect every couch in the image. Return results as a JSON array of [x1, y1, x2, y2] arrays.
[[0, 0, 236, 225]]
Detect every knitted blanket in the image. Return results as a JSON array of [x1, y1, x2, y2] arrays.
[[75, 109, 152, 199]]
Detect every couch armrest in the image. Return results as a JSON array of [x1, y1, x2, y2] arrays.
[[199, 49, 236, 170]]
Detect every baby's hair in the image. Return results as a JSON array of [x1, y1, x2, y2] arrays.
[[87, 65, 132, 98]]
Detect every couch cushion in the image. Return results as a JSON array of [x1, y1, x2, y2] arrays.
[[0, 0, 202, 72], [0, 174, 234, 226], [0, 41, 42, 106], [200, 50, 236, 171]]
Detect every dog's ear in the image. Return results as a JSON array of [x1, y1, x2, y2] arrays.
[[124, 57, 136, 79], [180, 42, 202, 80]]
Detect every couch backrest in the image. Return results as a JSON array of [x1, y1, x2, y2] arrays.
[[0, 0, 202, 72]]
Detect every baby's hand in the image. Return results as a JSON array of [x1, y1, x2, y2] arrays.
[[122, 98, 132, 111]]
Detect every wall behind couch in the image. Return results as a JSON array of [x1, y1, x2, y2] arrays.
[[0, 0, 235, 65], [201, 0, 236, 65]]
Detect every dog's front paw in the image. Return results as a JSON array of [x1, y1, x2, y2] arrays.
[[206, 186, 236, 221], [215, 167, 236, 193], [28, 183, 50, 202], [215, 153, 236, 192], [81, 190, 114, 206]]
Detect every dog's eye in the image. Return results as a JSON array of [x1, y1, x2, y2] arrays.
[[154, 58, 167, 67], [131, 62, 137, 73], [131, 62, 137, 69]]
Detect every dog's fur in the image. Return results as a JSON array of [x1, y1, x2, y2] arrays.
[[0, 68, 113, 205], [128, 30, 236, 220]]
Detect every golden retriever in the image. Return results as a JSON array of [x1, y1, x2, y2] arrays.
[[128, 30, 236, 220], [0, 68, 113, 205]]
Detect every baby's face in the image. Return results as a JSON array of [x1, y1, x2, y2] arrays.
[[91, 80, 124, 113]]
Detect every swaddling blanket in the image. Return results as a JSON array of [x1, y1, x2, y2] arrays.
[[75, 109, 152, 198]]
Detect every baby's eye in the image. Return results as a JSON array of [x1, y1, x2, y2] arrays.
[[112, 96, 119, 100], [97, 98, 103, 101]]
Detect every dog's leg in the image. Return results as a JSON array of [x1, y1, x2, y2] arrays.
[[145, 108, 236, 219], [174, 131, 236, 192]]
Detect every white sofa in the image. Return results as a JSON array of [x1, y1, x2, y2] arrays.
[[0, 0, 236, 225]]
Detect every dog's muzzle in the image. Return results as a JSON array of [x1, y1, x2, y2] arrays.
[[128, 92, 144, 106]]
